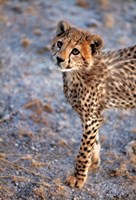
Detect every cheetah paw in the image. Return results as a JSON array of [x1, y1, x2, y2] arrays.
[[67, 174, 87, 188]]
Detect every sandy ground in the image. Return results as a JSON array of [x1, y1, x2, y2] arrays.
[[0, 0, 136, 199]]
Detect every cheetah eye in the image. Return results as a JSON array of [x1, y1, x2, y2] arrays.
[[57, 41, 63, 48], [72, 48, 80, 55]]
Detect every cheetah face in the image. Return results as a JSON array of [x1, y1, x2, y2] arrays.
[[51, 21, 104, 72]]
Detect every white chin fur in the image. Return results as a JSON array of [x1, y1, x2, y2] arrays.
[[57, 67, 75, 72], [61, 68, 74, 72]]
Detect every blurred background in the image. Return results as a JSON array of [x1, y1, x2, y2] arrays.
[[0, 0, 136, 199]]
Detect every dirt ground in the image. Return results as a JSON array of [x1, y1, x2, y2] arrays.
[[0, 0, 136, 199]]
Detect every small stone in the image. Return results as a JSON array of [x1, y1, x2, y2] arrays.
[[21, 38, 32, 48]]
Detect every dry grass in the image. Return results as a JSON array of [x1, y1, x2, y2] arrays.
[[98, 0, 110, 9], [37, 46, 50, 54], [33, 28, 43, 36], [0, 12, 7, 24], [111, 162, 136, 181], [33, 186, 46, 200], [0, 99, 53, 124], [103, 13, 115, 29], [30, 114, 48, 125], [25, 6, 37, 16], [31, 159, 46, 168], [0, 157, 51, 180], [24, 99, 53, 113], [19, 129, 33, 138], [23, 99, 53, 125], [75, 0, 89, 8], [0, 0, 7, 4], [0, 154, 68, 199], [57, 139, 68, 147], [131, 128, 136, 134], [0, 185, 13, 199]]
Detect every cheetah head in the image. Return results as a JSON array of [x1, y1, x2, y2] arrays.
[[51, 21, 104, 72]]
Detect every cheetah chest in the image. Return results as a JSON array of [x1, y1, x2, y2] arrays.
[[63, 73, 91, 114]]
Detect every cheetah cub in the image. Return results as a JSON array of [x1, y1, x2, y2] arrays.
[[51, 21, 136, 188]]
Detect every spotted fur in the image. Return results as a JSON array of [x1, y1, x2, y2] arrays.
[[51, 21, 136, 188]]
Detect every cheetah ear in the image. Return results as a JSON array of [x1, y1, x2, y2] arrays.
[[56, 21, 71, 36], [88, 35, 104, 55]]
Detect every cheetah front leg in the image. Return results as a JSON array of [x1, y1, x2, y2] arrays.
[[67, 115, 102, 188]]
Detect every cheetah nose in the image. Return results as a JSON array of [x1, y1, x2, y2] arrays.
[[56, 56, 64, 65]]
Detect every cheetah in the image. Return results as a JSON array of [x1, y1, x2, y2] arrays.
[[51, 21, 136, 188]]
